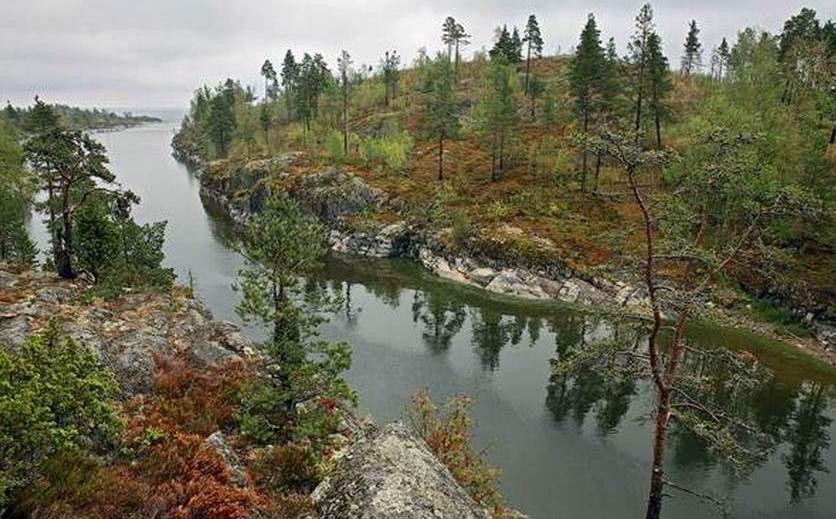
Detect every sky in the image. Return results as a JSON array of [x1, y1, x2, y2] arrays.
[[1, 0, 833, 110]]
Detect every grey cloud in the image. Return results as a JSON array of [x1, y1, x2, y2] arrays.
[[1, 0, 833, 108]]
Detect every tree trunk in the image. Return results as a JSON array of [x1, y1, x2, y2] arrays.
[[343, 83, 349, 154], [634, 59, 646, 137], [525, 44, 532, 93], [645, 388, 671, 519], [581, 110, 589, 192], [498, 132, 505, 177], [438, 133, 444, 181], [594, 153, 602, 191], [531, 92, 536, 120], [455, 41, 460, 82], [830, 126, 835, 145], [57, 183, 76, 279], [655, 110, 662, 150]]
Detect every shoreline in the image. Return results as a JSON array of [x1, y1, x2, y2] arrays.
[[184, 151, 836, 370]]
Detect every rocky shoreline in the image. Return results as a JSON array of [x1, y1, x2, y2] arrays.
[[0, 267, 517, 518], [186, 151, 836, 359]]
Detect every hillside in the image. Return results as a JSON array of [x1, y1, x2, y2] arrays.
[[173, 33, 836, 347]]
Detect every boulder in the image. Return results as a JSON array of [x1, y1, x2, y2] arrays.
[[313, 422, 489, 519], [467, 267, 498, 287], [101, 329, 172, 396], [204, 431, 247, 487], [485, 269, 549, 300]]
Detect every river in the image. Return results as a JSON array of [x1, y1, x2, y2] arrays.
[[27, 117, 836, 519]]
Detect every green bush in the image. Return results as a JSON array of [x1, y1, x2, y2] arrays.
[[360, 130, 414, 174], [451, 209, 472, 246], [0, 328, 121, 507], [485, 200, 510, 221]]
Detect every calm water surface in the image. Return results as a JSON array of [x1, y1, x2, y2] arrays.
[[28, 119, 836, 519]]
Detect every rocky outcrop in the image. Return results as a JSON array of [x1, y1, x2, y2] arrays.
[[0, 269, 256, 398], [204, 431, 247, 487], [313, 422, 490, 519]]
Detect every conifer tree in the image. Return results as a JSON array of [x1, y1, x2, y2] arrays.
[[569, 14, 606, 191], [523, 14, 544, 93], [628, 3, 655, 136], [647, 32, 672, 149], [681, 20, 703, 75], [380, 50, 401, 106], [511, 27, 524, 64], [260, 59, 277, 100], [281, 50, 299, 119], [337, 50, 353, 154], [528, 74, 545, 120], [297, 53, 331, 133], [442, 17, 470, 81], [479, 58, 518, 181], [717, 37, 730, 79], [422, 54, 460, 180]]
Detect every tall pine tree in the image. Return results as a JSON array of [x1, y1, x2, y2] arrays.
[[422, 54, 460, 180], [628, 3, 655, 136], [523, 14, 544, 93], [681, 20, 703, 75], [647, 32, 672, 149], [569, 14, 606, 191]]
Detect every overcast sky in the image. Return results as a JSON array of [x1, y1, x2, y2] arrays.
[[1, 1, 833, 110]]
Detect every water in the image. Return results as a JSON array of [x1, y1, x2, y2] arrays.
[[27, 119, 836, 519]]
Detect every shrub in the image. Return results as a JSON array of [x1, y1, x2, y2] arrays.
[[408, 389, 504, 515], [451, 209, 472, 246], [485, 200, 510, 221], [324, 129, 346, 163], [0, 328, 121, 507], [360, 129, 414, 174], [251, 444, 322, 495]]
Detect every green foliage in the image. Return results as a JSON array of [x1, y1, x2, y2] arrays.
[[0, 119, 36, 265], [75, 192, 174, 298], [409, 389, 504, 514], [234, 196, 354, 445], [476, 58, 519, 181], [360, 129, 414, 174], [451, 209, 472, 246], [485, 200, 510, 221], [0, 329, 121, 507]]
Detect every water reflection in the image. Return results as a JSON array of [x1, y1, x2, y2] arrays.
[[317, 256, 835, 515]]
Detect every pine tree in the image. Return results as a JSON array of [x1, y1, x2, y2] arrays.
[[647, 32, 672, 149], [296, 53, 330, 132], [717, 37, 730, 79], [441, 17, 470, 81], [442, 17, 458, 59], [490, 25, 512, 62], [523, 14, 544, 93], [260, 59, 277, 100], [681, 20, 703, 75], [24, 129, 120, 278], [511, 27, 524, 64], [337, 50, 353, 154], [528, 75, 545, 120], [281, 50, 299, 119], [569, 14, 606, 191], [628, 3, 655, 136], [422, 54, 460, 180], [380, 50, 401, 106], [479, 58, 518, 181], [259, 103, 271, 147]]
